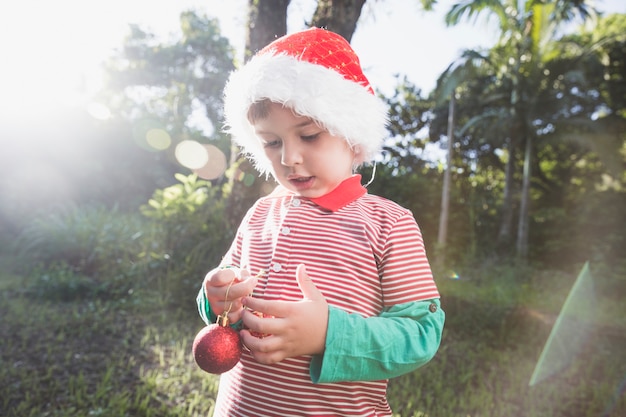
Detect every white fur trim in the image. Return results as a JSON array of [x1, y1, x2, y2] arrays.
[[223, 53, 388, 176]]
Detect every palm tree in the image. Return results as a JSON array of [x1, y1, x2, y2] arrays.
[[443, 0, 598, 259]]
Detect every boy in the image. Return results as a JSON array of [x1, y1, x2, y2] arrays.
[[197, 27, 444, 416]]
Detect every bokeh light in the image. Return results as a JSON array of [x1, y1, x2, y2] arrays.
[[234, 169, 257, 187], [145, 128, 171, 151], [193, 144, 227, 180], [175, 140, 209, 169], [130, 118, 172, 152]]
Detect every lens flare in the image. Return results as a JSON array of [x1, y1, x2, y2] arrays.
[[601, 376, 626, 417], [145, 128, 171, 151], [448, 271, 460, 280], [175, 140, 209, 170], [529, 262, 595, 387], [243, 173, 255, 187], [193, 144, 227, 180], [132, 118, 164, 151]]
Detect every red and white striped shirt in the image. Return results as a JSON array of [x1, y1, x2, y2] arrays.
[[213, 175, 439, 416]]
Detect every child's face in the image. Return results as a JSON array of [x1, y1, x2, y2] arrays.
[[253, 102, 356, 198]]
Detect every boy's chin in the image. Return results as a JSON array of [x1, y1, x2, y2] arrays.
[[281, 183, 324, 199]]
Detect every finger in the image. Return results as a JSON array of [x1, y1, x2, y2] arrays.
[[206, 267, 240, 287], [243, 296, 288, 318], [219, 281, 257, 319], [228, 275, 258, 300], [241, 307, 275, 332], [240, 330, 284, 364], [226, 306, 244, 324], [295, 264, 324, 301]]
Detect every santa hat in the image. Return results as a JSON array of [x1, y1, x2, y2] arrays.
[[223, 27, 388, 176]]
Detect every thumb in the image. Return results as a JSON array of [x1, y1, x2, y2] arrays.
[[296, 264, 324, 301]]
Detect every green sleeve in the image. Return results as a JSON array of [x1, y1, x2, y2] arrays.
[[196, 286, 217, 325], [309, 299, 444, 384], [196, 286, 244, 329]]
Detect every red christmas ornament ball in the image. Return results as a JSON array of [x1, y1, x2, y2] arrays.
[[192, 323, 242, 374], [248, 310, 274, 338]]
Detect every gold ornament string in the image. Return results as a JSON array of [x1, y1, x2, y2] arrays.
[[218, 269, 265, 326], [223, 277, 236, 317]]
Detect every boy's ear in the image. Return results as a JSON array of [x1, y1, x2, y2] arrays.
[[352, 145, 365, 165]]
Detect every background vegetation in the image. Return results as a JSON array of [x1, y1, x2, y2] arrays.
[[1, 0, 624, 416]]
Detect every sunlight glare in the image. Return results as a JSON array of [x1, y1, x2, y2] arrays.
[[86, 102, 112, 121], [0, 2, 125, 124]]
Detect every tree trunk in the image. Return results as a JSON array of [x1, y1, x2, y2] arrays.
[[246, 0, 290, 59], [437, 93, 455, 266], [225, 0, 290, 229], [497, 136, 516, 248], [310, 0, 366, 41], [502, 63, 522, 258], [516, 134, 532, 259]]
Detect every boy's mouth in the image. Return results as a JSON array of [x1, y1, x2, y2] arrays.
[[287, 175, 314, 190]]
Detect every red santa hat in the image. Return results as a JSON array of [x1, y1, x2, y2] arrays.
[[223, 27, 388, 176]]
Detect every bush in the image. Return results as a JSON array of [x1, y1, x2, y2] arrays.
[[9, 174, 234, 308], [139, 173, 233, 307], [12, 204, 147, 298], [26, 262, 109, 302]]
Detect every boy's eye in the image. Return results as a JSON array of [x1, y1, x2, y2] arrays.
[[301, 133, 320, 141], [262, 139, 281, 148]]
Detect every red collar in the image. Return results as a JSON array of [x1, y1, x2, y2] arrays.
[[310, 175, 366, 212], [268, 175, 367, 212]]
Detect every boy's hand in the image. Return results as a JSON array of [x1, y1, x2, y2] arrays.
[[240, 264, 328, 364], [204, 267, 258, 324]]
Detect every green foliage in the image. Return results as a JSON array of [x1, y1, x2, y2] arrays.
[[364, 162, 442, 254], [383, 76, 432, 143], [0, 112, 169, 244], [435, 0, 624, 260], [8, 172, 232, 309], [139, 173, 233, 306], [410, 8, 626, 266], [102, 10, 235, 168], [436, 261, 538, 342], [568, 13, 626, 114], [142, 173, 213, 219], [28, 262, 111, 302], [13, 204, 146, 298]]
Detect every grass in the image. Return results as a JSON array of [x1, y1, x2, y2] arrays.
[[0, 261, 218, 417], [388, 315, 626, 417], [1, 254, 625, 417]]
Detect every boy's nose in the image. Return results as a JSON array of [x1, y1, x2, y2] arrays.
[[281, 143, 303, 166]]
